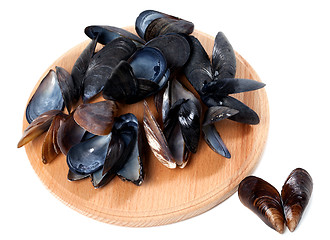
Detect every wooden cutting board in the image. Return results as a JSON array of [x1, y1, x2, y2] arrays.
[[22, 26, 269, 227]]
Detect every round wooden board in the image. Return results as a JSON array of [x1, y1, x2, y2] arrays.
[[22, 26, 269, 227]]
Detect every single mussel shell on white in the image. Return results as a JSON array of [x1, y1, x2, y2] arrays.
[[18, 110, 63, 148], [135, 10, 194, 41], [26, 70, 64, 123], [238, 176, 285, 234], [281, 168, 313, 232], [212, 32, 237, 79], [103, 47, 170, 104], [202, 106, 239, 158], [71, 38, 98, 101], [67, 133, 112, 175], [82, 37, 137, 102], [145, 33, 191, 69], [85, 25, 145, 46], [73, 100, 118, 136], [183, 36, 213, 95], [55, 66, 76, 113]]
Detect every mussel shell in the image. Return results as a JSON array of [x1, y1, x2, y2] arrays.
[[281, 168, 313, 232], [202, 124, 231, 158], [238, 176, 285, 234], [57, 112, 85, 155], [143, 101, 176, 169], [101, 113, 138, 179], [178, 99, 200, 153], [202, 77, 266, 96], [203, 106, 239, 126], [202, 95, 260, 125], [41, 113, 66, 164], [67, 170, 89, 181], [66, 133, 112, 175], [183, 36, 213, 95], [26, 69, 64, 123], [18, 110, 63, 148], [82, 37, 137, 102], [144, 15, 194, 42], [55, 66, 75, 113], [212, 32, 236, 79], [128, 47, 167, 85], [73, 100, 117, 136], [71, 38, 98, 100], [135, 10, 165, 39], [145, 33, 191, 69], [85, 25, 145, 46]]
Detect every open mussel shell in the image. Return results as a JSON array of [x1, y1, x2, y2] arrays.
[[238, 176, 285, 234], [85, 25, 145, 46], [18, 110, 63, 148], [212, 32, 236, 79], [281, 168, 313, 232], [26, 69, 64, 124], [136, 10, 194, 42], [67, 133, 112, 175], [82, 37, 137, 102], [73, 100, 117, 136]]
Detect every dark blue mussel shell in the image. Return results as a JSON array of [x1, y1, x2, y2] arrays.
[[135, 10, 194, 41], [26, 69, 64, 124]]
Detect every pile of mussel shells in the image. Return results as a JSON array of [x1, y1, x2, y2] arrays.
[[18, 10, 265, 188]]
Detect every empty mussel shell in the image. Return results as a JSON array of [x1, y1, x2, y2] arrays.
[[281, 168, 313, 232], [55, 66, 75, 113], [67, 133, 112, 175], [73, 100, 117, 136], [41, 113, 66, 164], [238, 176, 285, 234], [143, 101, 176, 169], [26, 69, 64, 123], [18, 110, 63, 148]]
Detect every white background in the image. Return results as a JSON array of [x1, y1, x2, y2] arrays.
[[2, 0, 329, 239]]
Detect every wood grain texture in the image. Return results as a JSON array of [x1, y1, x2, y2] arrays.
[[22, 26, 269, 227]]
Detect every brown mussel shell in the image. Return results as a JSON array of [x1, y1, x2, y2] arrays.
[[18, 110, 63, 148], [238, 176, 285, 234], [281, 168, 313, 232], [73, 100, 118, 136], [41, 113, 67, 164]]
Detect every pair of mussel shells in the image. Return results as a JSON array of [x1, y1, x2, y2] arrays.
[[238, 168, 313, 233]]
